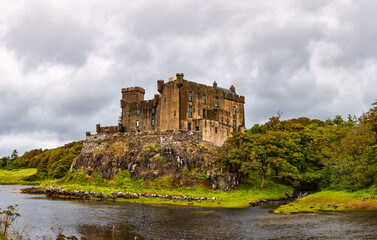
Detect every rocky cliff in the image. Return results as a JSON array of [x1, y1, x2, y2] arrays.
[[72, 130, 239, 190]]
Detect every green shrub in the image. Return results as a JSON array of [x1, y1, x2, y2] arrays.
[[113, 170, 132, 187], [153, 156, 165, 162], [22, 172, 47, 182], [198, 173, 209, 181], [65, 170, 87, 185]]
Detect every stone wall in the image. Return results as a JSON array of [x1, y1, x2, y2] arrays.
[[96, 124, 122, 134], [112, 73, 246, 146]]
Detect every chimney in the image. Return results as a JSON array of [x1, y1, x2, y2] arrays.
[[176, 73, 184, 82], [213, 81, 217, 88], [157, 80, 164, 93], [154, 94, 160, 103], [230, 85, 235, 93]]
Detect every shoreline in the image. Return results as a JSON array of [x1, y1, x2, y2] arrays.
[[0, 182, 39, 186], [20, 186, 295, 208], [16, 186, 377, 213], [20, 186, 236, 208]]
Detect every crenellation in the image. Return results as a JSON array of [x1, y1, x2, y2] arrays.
[[94, 73, 245, 146]]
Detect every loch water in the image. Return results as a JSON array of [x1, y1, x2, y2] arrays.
[[1, 185, 377, 239]]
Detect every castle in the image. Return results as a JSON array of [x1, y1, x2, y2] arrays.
[[94, 73, 245, 146]]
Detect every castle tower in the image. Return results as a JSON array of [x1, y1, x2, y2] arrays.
[[121, 87, 145, 103]]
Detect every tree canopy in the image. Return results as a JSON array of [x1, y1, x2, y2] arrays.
[[223, 103, 377, 191]]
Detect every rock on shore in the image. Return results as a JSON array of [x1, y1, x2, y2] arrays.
[[21, 186, 218, 202]]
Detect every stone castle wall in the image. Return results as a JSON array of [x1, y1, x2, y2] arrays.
[[94, 73, 245, 146]]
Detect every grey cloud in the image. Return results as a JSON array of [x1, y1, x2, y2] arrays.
[[315, 1, 377, 68], [126, 1, 229, 39], [4, 3, 97, 70], [1, 0, 377, 156]]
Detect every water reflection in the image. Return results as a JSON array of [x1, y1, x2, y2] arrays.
[[1, 185, 377, 239]]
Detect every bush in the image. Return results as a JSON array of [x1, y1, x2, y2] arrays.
[[113, 170, 132, 188], [153, 156, 165, 162], [198, 173, 209, 181], [64, 170, 87, 185]]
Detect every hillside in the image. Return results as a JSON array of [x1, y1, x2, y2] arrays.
[[72, 130, 239, 191]]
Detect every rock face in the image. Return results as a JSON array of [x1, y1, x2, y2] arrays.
[[71, 130, 239, 190]]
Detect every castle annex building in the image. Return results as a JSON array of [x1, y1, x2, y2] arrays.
[[95, 73, 245, 146]]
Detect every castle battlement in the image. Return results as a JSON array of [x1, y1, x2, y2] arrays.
[[92, 73, 245, 146], [121, 86, 146, 94]]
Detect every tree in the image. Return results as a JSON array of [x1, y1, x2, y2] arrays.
[[10, 149, 18, 160], [118, 111, 122, 123], [248, 131, 301, 187], [223, 130, 300, 188], [0, 157, 9, 168], [333, 115, 344, 125]]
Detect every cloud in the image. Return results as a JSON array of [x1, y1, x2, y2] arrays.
[[3, 2, 98, 70], [0, 0, 377, 156]]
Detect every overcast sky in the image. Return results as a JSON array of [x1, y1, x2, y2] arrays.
[[1, 0, 377, 156]]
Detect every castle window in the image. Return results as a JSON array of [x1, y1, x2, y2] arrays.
[[136, 109, 140, 115], [188, 91, 192, 101], [215, 127, 218, 133], [188, 122, 191, 131], [151, 108, 155, 114], [233, 106, 236, 115], [151, 119, 155, 126], [136, 120, 139, 127], [233, 120, 236, 130], [196, 126, 199, 131], [203, 109, 206, 119], [221, 117, 223, 123], [188, 106, 192, 118], [202, 94, 206, 104], [215, 97, 218, 107]]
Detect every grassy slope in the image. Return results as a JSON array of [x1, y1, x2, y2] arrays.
[[40, 176, 293, 208], [273, 189, 377, 214], [0, 168, 40, 185]]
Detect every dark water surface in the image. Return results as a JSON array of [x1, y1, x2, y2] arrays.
[[1, 185, 377, 239]]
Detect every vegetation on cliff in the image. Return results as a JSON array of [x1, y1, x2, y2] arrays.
[[72, 132, 238, 191]]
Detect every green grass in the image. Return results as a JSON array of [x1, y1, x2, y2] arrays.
[[0, 168, 40, 185], [39, 171, 293, 208], [273, 189, 377, 214]]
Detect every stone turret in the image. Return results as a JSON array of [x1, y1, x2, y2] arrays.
[[122, 87, 145, 103], [176, 73, 184, 82]]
